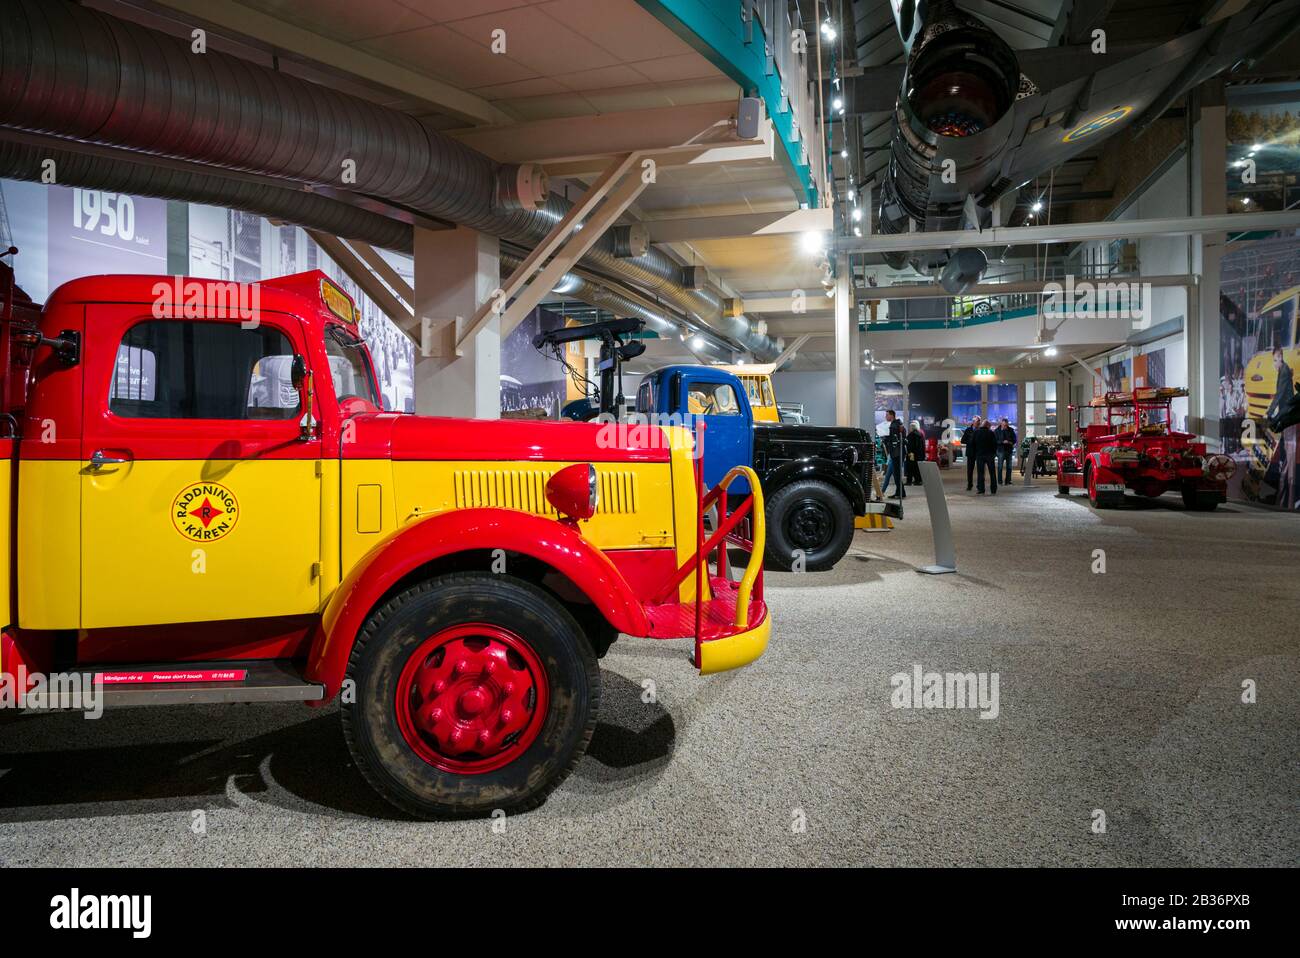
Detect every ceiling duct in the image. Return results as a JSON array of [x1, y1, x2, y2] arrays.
[[0, 138, 413, 252], [0, 0, 778, 359], [0, 136, 732, 361]]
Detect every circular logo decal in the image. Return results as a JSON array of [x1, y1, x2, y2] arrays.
[[172, 482, 239, 542], [1062, 106, 1133, 143]]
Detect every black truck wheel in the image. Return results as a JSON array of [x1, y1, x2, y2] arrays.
[[1182, 486, 1220, 511], [764, 479, 855, 571], [342, 572, 599, 819]]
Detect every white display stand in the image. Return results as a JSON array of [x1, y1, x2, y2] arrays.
[[917, 460, 956, 575]]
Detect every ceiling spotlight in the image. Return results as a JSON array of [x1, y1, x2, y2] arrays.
[[1031, 200, 1044, 213], [1242, 196, 1252, 205], [1044, 346, 1058, 357], [854, 227, 862, 236], [821, 20, 837, 41], [832, 97, 844, 111], [840, 148, 848, 158], [851, 207, 862, 221], [690, 335, 705, 349], [802, 230, 826, 254]]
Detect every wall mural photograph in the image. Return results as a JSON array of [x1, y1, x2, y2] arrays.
[[1220, 233, 1300, 509]]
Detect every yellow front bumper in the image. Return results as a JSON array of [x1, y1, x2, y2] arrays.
[[697, 612, 771, 675]]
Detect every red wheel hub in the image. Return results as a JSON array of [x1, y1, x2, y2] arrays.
[[395, 623, 549, 774]]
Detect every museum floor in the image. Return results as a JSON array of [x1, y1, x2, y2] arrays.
[[2, 471, 1296, 867]]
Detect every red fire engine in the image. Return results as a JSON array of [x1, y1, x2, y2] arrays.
[[1055, 386, 1234, 510], [0, 256, 771, 818]]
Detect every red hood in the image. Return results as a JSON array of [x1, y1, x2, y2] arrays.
[[346, 413, 672, 464]]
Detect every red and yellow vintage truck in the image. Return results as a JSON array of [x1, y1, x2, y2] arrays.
[[1056, 386, 1234, 510], [0, 260, 771, 818]]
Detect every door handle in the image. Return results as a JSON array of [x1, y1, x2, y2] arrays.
[[88, 450, 130, 470]]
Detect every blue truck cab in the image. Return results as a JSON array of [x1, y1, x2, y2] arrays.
[[637, 365, 882, 571]]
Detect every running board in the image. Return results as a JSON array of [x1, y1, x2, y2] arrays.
[[24, 660, 325, 708]]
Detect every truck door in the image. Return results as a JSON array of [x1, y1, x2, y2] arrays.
[[79, 305, 323, 629], [680, 373, 752, 493]]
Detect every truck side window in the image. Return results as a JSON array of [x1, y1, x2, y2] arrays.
[[109, 320, 298, 420], [324, 325, 380, 407], [637, 380, 654, 413], [687, 382, 741, 416]]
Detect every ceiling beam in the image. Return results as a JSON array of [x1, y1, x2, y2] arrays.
[[836, 210, 1300, 253], [772, 334, 811, 371], [644, 207, 832, 243], [541, 135, 773, 180], [148, 0, 511, 126], [450, 101, 754, 166], [743, 296, 834, 314]]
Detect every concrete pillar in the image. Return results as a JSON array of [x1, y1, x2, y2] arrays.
[[861, 363, 876, 432], [1055, 371, 1069, 437], [413, 225, 502, 419], [1190, 81, 1226, 444], [834, 254, 860, 427]]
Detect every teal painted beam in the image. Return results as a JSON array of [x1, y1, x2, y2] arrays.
[[636, 0, 816, 205]]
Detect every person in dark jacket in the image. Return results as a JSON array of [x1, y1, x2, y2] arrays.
[[1267, 347, 1296, 428], [974, 420, 999, 494], [961, 415, 982, 490], [1266, 348, 1297, 505], [881, 409, 906, 498], [905, 420, 926, 485], [993, 417, 1017, 485]]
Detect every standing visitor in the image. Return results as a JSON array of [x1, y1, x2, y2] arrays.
[[962, 415, 982, 490], [994, 417, 1017, 485], [881, 409, 906, 498], [975, 419, 999, 494], [905, 421, 926, 486]]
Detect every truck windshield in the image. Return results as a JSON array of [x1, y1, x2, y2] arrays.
[[325, 325, 379, 408]]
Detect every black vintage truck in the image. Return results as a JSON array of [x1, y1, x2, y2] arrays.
[[636, 364, 894, 571]]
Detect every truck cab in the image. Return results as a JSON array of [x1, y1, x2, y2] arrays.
[[637, 364, 884, 571], [0, 265, 772, 819], [716, 363, 779, 422]]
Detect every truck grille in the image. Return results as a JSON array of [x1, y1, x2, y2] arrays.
[[453, 469, 638, 515]]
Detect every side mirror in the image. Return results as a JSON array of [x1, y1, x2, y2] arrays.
[[292, 355, 317, 441]]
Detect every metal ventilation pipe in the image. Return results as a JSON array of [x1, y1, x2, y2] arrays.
[[0, 0, 779, 359], [0, 137, 732, 359], [0, 139, 414, 252]]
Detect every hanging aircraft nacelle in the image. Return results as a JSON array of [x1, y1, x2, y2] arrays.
[[878, 0, 1024, 290]]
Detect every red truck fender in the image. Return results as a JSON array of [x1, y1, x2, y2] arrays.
[[1085, 452, 1124, 484], [304, 508, 650, 701]]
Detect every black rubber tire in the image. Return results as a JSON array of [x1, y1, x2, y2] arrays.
[[1182, 487, 1220, 511], [1058, 484, 1070, 496], [764, 479, 855, 571], [341, 572, 599, 819]]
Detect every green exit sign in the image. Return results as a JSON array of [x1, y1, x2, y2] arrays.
[[974, 367, 996, 377]]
